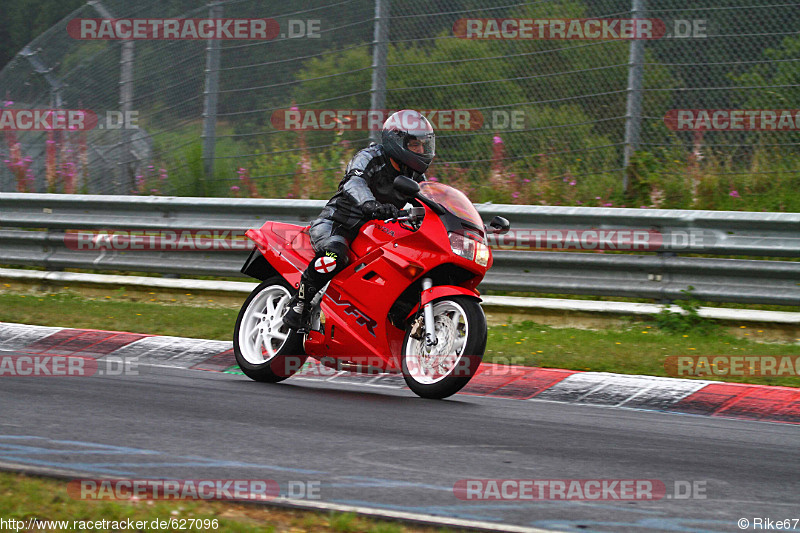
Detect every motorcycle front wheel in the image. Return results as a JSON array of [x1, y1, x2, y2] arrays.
[[401, 296, 486, 399], [234, 277, 307, 383]]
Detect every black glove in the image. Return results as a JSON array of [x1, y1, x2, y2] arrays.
[[377, 203, 401, 220], [363, 201, 400, 220]]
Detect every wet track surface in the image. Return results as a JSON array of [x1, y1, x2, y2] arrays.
[[1, 349, 798, 532]]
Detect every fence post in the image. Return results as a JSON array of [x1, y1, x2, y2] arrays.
[[119, 35, 135, 195], [89, 1, 135, 195], [19, 48, 62, 109], [369, 0, 389, 143], [19, 46, 63, 193], [622, 0, 646, 191], [202, 2, 223, 192]]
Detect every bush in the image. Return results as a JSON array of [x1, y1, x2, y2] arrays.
[[655, 287, 720, 336]]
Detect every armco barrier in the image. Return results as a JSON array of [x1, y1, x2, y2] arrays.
[[0, 193, 797, 306]]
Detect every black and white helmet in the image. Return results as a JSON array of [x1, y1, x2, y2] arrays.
[[381, 109, 435, 174]]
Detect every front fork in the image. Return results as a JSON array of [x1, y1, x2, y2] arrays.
[[421, 278, 437, 348]]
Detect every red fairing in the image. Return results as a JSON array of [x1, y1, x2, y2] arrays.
[[245, 222, 314, 288], [244, 182, 493, 373]]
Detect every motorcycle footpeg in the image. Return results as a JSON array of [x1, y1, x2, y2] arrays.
[[294, 318, 312, 335]]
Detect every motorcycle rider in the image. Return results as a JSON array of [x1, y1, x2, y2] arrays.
[[282, 109, 436, 331]]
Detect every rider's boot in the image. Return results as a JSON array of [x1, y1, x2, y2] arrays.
[[282, 279, 317, 332], [283, 248, 346, 332]]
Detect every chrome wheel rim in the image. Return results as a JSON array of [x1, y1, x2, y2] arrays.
[[238, 285, 292, 365], [404, 300, 469, 384]]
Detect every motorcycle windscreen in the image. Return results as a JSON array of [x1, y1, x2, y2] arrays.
[[418, 181, 483, 229]]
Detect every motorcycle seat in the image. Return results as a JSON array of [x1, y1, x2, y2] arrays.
[[287, 226, 316, 262]]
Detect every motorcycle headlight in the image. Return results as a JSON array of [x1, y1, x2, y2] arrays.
[[449, 232, 475, 260], [474, 242, 490, 266], [449, 232, 489, 266]]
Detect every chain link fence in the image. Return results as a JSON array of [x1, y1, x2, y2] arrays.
[[0, 0, 797, 211]]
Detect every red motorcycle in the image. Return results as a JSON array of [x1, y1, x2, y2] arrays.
[[233, 177, 509, 399]]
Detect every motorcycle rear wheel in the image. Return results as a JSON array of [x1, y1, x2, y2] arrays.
[[401, 296, 486, 399], [234, 277, 307, 382]]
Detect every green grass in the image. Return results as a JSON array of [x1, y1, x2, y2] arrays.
[[484, 320, 800, 387], [0, 292, 239, 340], [0, 290, 798, 387], [0, 472, 463, 533], [482, 289, 800, 314]]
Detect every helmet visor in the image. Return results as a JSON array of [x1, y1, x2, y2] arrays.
[[405, 134, 435, 161]]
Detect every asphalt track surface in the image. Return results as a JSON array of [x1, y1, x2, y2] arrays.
[[1, 351, 798, 533]]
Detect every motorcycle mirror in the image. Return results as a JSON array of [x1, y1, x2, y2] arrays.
[[489, 216, 510, 234], [393, 176, 420, 198]]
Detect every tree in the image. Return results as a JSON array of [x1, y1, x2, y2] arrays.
[[0, 0, 85, 70]]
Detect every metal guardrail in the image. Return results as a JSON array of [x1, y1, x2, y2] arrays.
[[0, 193, 798, 306]]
